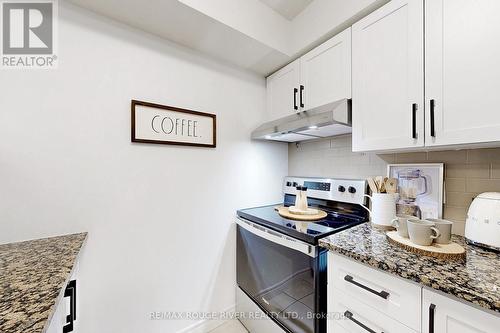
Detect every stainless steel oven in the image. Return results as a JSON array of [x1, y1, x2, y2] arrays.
[[236, 218, 327, 333], [235, 177, 368, 333]]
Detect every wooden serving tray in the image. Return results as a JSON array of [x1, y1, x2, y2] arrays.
[[386, 231, 466, 260], [372, 223, 396, 231], [277, 206, 327, 221]]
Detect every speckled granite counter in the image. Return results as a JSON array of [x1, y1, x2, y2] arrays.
[[0, 233, 87, 333], [319, 223, 500, 313]]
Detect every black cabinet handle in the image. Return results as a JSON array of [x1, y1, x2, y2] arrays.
[[69, 280, 76, 321], [344, 311, 380, 333], [344, 275, 390, 299], [430, 99, 436, 137], [63, 280, 77, 333], [293, 88, 298, 110], [300, 85, 305, 108], [429, 303, 436, 333], [412, 103, 418, 139]]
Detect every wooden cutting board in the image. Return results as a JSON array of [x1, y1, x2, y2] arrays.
[[277, 206, 327, 221], [386, 231, 466, 260]]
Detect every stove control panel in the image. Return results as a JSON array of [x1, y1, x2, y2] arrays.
[[304, 181, 331, 192], [283, 177, 367, 205]]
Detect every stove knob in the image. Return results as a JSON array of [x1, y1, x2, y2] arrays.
[[286, 181, 292, 187], [293, 182, 298, 187], [348, 186, 357, 194], [338, 185, 346, 193]]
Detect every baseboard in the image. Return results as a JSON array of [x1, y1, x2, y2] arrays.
[[175, 305, 236, 333]]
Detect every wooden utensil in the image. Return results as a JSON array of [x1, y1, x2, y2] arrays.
[[379, 177, 387, 193], [385, 178, 398, 194], [367, 177, 379, 193], [375, 176, 385, 193]]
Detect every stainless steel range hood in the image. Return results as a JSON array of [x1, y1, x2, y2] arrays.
[[251, 98, 352, 142]]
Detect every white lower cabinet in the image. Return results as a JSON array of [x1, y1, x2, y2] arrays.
[[422, 289, 500, 333], [330, 288, 418, 333], [46, 263, 79, 333], [328, 253, 419, 332], [46, 293, 69, 333], [328, 253, 500, 333], [329, 253, 421, 331]]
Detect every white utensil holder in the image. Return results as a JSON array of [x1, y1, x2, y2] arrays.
[[361, 193, 398, 228]]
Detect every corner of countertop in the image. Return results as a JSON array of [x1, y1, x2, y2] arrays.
[[0, 232, 89, 333]]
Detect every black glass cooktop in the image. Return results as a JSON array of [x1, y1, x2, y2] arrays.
[[237, 195, 368, 245]]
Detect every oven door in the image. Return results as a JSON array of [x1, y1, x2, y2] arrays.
[[236, 218, 327, 333]]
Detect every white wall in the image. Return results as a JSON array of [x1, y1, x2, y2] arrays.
[[289, 135, 389, 178], [289, 135, 500, 236], [0, 2, 288, 333]]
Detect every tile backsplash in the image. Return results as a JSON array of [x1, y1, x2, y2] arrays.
[[289, 135, 500, 235]]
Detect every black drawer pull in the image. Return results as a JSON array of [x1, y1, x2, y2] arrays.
[[429, 303, 436, 333], [294, 88, 298, 110], [344, 275, 389, 299], [300, 85, 305, 108], [344, 311, 381, 333], [63, 280, 77, 333], [430, 99, 436, 137], [412, 103, 418, 139]]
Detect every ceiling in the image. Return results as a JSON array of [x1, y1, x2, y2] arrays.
[[66, 0, 290, 75], [65, 0, 387, 76], [259, 0, 313, 20]]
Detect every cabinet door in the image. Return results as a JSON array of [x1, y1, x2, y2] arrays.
[[352, 0, 424, 152], [329, 287, 418, 333], [46, 263, 80, 333], [45, 295, 68, 333], [425, 0, 500, 147], [422, 289, 500, 333], [266, 59, 300, 121], [300, 27, 352, 111], [329, 253, 421, 331]]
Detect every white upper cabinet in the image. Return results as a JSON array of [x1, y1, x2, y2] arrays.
[[300, 28, 352, 111], [425, 0, 500, 147], [266, 59, 301, 121], [352, 0, 424, 152], [265, 28, 352, 121], [422, 288, 500, 333], [352, 0, 500, 152]]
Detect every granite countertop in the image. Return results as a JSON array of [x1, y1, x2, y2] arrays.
[[319, 223, 500, 313], [0, 233, 87, 333]]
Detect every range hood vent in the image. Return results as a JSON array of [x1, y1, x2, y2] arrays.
[[251, 99, 352, 143]]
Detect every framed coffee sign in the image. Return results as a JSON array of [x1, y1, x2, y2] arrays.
[[131, 100, 216, 148]]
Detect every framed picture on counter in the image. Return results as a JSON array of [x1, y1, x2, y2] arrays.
[[387, 163, 444, 219], [131, 100, 216, 148]]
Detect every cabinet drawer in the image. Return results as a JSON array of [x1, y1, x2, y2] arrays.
[[329, 253, 421, 331], [330, 288, 418, 333]]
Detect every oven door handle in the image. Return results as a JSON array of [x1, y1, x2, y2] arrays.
[[236, 218, 315, 257]]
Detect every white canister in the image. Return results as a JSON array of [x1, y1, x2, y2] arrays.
[[361, 193, 398, 228]]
